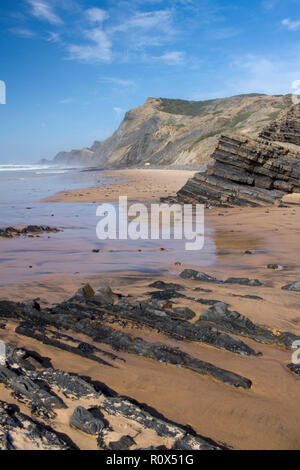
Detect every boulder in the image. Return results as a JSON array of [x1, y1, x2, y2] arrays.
[[70, 406, 105, 435], [94, 284, 118, 305], [282, 281, 300, 292]]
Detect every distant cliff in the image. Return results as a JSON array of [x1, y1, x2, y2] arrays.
[[47, 94, 293, 168]]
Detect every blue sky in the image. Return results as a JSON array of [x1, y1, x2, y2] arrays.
[[1, 0, 300, 163]]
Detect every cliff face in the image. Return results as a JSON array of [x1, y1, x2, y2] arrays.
[[49, 94, 292, 168], [172, 105, 300, 207]]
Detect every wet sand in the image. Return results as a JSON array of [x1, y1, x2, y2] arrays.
[[43, 169, 195, 203], [1, 170, 300, 450]]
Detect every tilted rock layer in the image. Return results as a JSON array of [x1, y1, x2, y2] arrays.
[[259, 103, 300, 146], [174, 130, 300, 207]]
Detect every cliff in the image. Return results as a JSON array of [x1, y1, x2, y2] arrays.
[[48, 94, 292, 168]]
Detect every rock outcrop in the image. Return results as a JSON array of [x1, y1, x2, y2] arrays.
[[0, 226, 61, 239], [172, 132, 300, 207], [46, 94, 292, 168], [260, 104, 300, 146]]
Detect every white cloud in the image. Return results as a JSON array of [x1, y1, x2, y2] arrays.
[[113, 107, 125, 118], [86, 8, 109, 23], [282, 18, 300, 31], [190, 52, 300, 100], [110, 10, 175, 48], [47, 31, 61, 43], [27, 0, 63, 25], [102, 77, 136, 86], [230, 53, 300, 95], [67, 29, 112, 63], [262, 0, 279, 10], [10, 27, 36, 37], [159, 51, 185, 65]]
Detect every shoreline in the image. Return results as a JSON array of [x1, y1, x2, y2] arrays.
[[42, 168, 195, 203]]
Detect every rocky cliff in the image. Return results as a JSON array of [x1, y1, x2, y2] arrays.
[[172, 105, 300, 207], [47, 94, 292, 168]]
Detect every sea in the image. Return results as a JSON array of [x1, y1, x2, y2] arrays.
[[0, 164, 216, 285]]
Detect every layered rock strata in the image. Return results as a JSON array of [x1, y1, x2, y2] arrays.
[[173, 132, 300, 207]]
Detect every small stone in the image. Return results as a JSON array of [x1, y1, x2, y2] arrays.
[[267, 264, 283, 271]]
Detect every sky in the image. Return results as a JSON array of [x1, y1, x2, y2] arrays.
[[1, 0, 300, 163]]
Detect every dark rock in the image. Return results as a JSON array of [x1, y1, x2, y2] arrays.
[[282, 282, 300, 292], [173, 307, 196, 320], [94, 284, 118, 305], [223, 277, 262, 287], [70, 406, 105, 435], [260, 104, 300, 146], [173, 131, 300, 207], [15, 301, 254, 388], [199, 303, 300, 349], [149, 281, 185, 291], [0, 226, 61, 238], [180, 270, 262, 286], [180, 270, 218, 282], [109, 435, 136, 450], [146, 290, 186, 300], [0, 400, 75, 450], [267, 264, 283, 270], [33, 369, 100, 399], [0, 363, 65, 412], [287, 363, 300, 375], [75, 284, 95, 298]]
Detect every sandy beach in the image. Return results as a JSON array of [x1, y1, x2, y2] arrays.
[[1, 168, 300, 450], [43, 169, 196, 203]]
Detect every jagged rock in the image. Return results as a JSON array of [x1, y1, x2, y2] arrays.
[[199, 303, 300, 349], [260, 104, 300, 146], [75, 284, 95, 298], [0, 226, 60, 238], [173, 307, 196, 320], [94, 284, 118, 305], [15, 298, 254, 387], [70, 406, 105, 435], [287, 364, 300, 375], [146, 290, 186, 300], [0, 400, 75, 450], [282, 282, 300, 292], [0, 344, 226, 450], [172, 434, 219, 451], [0, 364, 65, 412], [173, 132, 300, 207], [180, 270, 218, 282], [109, 435, 136, 450], [224, 278, 262, 287], [32, 369, 100, 400], [180, 270, 262, 286], [149, 281, 185, 291]]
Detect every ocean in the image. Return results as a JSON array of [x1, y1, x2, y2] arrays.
[[0, 164, 215, 284]]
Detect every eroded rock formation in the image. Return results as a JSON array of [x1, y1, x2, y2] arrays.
[[172, 131, 300, 207], [260, 104, 300, 146]]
